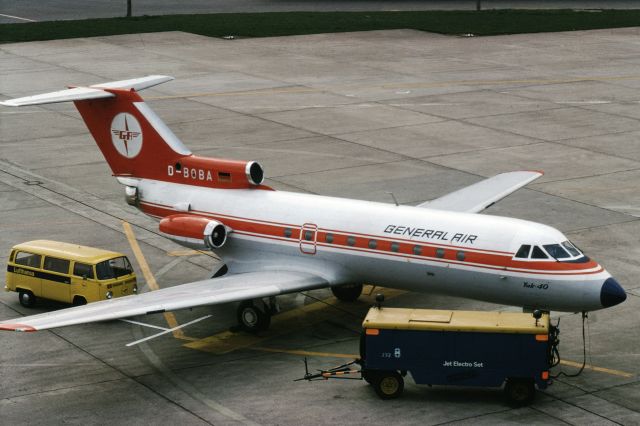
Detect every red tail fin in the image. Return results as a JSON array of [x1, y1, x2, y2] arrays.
[[1, 76, 269, 190], [74, 88, 190, 178]]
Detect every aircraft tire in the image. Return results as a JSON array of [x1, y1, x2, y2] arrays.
[[18, 291, 36, 308], [331, 284, 363, 302], [504, 378, 535, 406], [237, 300, 271, 332]]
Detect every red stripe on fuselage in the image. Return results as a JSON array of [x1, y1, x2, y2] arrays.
[[139, 201, 601, 275]]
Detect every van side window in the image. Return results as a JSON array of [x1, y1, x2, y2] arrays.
[[14, 251, 42, 268], [515, 245, 531, 259], [73, 262, 94, 279], [531, 246, 548, 259], [43, 256, 70, 274]]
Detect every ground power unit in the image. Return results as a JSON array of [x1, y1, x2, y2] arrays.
[[359, 306, 552, 404]]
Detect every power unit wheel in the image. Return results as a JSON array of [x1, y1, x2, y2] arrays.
[[373, 371, 404, 400], [237, 300, 271, 332], [331, 284, 363, 302], [18, 291, 36, 308], [504, 378, 535, 406]]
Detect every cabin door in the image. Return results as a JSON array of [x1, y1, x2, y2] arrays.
[[299, 223, 318, 255]]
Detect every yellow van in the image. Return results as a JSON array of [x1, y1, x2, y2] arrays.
[[5, 240, 137, 307]]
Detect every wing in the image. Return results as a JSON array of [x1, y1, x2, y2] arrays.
[[0, 271, 329, 332], [417, 171, 543, 213]]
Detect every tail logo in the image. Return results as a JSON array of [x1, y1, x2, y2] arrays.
[[111, 113, 143, 158]]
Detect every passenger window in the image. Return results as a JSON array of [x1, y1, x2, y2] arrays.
[[457, 251, 465, 261], [304, 230, 313, 241], [347, 236, 356, 246], [413, 245, 422, 255], [515, 245, 531, 259], [436, 248, 445, 258], [390, 242, 399, 252], [369, 240, 377, 249], [284, 228, 292, 238], [543, 244, 570, 259], [531, 246, 548, 259], [325, 233, 334, 243], [73, 262, 94, 279], [43, 256, 70, 274], [14, 251, 41, 268]]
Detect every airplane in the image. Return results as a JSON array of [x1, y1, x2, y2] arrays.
[[0, 75, 626, 333]]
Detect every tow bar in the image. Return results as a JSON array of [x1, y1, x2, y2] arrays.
[[295, 358, 362, 381]]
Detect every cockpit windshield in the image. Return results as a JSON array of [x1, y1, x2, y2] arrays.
[[514, 240, 585, 262], [543, 244, 570, 260], [562, 241, 581, 257]]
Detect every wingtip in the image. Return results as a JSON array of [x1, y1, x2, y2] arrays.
[[527, 170, 545, 176], [0, 323, 37, 332]]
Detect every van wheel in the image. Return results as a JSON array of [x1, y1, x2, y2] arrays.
[[505, 378, 535, 406], [373, 371, 404, 399], [18, 291, 36, 308], [72, 296, 87, 306]]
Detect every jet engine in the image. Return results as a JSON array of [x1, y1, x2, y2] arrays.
[[203, 220, 227, 249], [159, 214, 229, 250], [166, 156, 268, 189]]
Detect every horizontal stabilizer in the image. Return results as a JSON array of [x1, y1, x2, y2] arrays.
[[91, 75, 174, 91], [418, 171, 543, 213], [0, 87, 114, 107], [0, 75, 173, 107]]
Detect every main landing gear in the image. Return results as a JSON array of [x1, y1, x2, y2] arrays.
[[331, 283, 363, 302], [236, 297, 278, 333], [235, 284, 363, 332]]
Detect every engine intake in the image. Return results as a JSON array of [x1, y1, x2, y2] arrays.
[[159, 214, 230, 250], [204, 220, 227, 249]]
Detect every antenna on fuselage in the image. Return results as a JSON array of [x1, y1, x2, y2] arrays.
[[386, 192, 399, 206]]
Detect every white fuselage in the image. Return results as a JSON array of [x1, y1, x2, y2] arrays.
[[132, 179, 611, 312]]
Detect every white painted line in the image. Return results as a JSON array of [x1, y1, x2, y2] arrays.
[[126, 315, 212, 347], [556, 100, 612, 104], [154, 257, 184, 280], [120, 319, 169, 331], [0, 13, 36, 22]]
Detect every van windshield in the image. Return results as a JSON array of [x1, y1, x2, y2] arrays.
[[96, 256, 133, 280]]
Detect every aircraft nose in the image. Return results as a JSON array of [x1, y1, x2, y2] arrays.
[[600, 277, 627, 308]]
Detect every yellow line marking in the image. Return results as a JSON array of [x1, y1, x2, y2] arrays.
[[167, 249, 206, 257], [184, 286, 406, 354], [148, 75, 640, 101], [122, 221, 196, 342], [559, 360, 634, 378], [251, 347, 357, 359]]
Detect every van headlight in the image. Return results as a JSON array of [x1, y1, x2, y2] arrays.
[[106, 291, 113, 299]]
